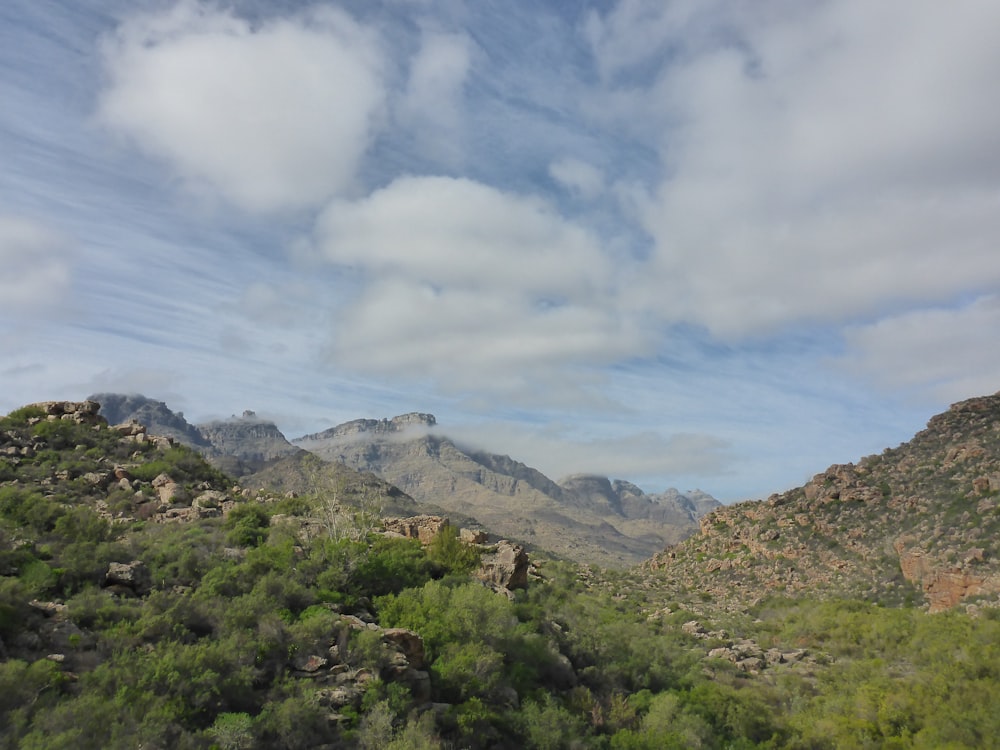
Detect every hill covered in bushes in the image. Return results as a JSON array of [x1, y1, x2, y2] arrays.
[[3, 399, 1000, 748]]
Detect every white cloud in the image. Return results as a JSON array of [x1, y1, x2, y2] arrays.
[[839, 296, 1000, 403], [317, 176, 611, 295], [549, 158, 605, 200], [314, 175, 648, 398], [447, 421, 733, 484], [98, 1, 386, 213], [0, 215, 72, 313], [588, 0, 1000, 337], [396, 29, 472, 163]]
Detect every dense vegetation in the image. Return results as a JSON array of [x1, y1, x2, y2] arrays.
[[3, 404, 1000, 748]]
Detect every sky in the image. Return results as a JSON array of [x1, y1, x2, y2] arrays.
[[2, 0, 999, 503]]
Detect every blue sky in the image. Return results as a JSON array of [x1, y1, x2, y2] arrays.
[[2, 0, 999, 502]]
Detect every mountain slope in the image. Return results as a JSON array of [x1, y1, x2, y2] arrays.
[[88, 394, 301, 474], [647, 391, 1000, 612], [294, 414, 719, 567]]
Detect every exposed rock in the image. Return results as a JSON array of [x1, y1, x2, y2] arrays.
[[383, 515, 449, 544], [197, 414, 301, 474], [649, 391, 1000, 612], [27, 400, 104, 426], [103, 560, 151, 595], [381, 628, 426, 670], [460, 527, 489, 544], [294, 414, 717, 567], [151, 473, 188, 505], [477, 540, 529, 591], [90, 393, 210, 448]]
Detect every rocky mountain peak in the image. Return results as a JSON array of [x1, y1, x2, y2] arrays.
[[298, 413, 437, 443], [88, 393, 209, 447]]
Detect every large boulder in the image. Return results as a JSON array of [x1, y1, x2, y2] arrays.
[[476, 540, 529, 591]]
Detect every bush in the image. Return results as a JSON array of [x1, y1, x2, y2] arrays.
[[225, 503, 270, 547]]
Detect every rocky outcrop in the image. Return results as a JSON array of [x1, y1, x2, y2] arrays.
[[289, 612, 431, 714], [383, 516, 530, 592], [476, 540, 529, 591], [298, 413, 436, 443], [103, 560, 152, 596], [197, 414, 301, 474], [894, 539, 1000, 613], [679, 620, 813, 674], [26, 400, 104, 425], [90, 393, 209, 447], [383, 515, 449, 544], [649, 390, 1000, 612]]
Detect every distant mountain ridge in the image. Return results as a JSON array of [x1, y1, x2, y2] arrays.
[[87, 394, 720, 567], [88, 394, 300, 474], [294, 413, 720, 567]]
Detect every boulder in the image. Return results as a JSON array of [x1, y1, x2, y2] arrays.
[[152, 473, 189, 504], [103, 560, 151, 595], [382, 628, 425, 670], [476, 540, 529, 590]]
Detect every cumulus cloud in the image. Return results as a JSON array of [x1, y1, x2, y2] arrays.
[[839, 296, 1000, 403], [587, 0, 1000, 337], [314, 175, 648, 397], [0, 215, 72, 313], [98, 1, 386, 213]]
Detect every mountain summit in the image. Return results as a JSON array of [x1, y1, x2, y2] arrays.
[[294, 413, 719, 567]]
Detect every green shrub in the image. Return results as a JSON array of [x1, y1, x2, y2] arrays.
[[427, 523, 480, 574], [225, 503, 270, 548]]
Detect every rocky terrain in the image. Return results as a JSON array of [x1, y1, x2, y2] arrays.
[[294, 414, 719, 567], [88, 394, 301, 474], [7, 395, 1000, 747], [87, 396, 719, 567], [647, 391, 1000, 612]]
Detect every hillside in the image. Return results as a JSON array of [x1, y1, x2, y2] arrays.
[[6, 398, 1000, 748], [647, 391, 1000, 612], [294, 414, 719, 568]]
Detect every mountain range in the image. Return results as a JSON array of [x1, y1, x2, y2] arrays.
[[87, 393, 719, 566]]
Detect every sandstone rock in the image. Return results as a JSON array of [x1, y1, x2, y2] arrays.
[[383, 515, 449, 544], [28, 401, 104, 426], [103, 560, 151, 595], [460, 527, 489, 544], [382, 628, 425, 670], [112, 419, 146, 437], [151, 473, 188, 504], [193, 491, 226, 509], [293, 654, 328, 673], [476, 540, 529, 590]]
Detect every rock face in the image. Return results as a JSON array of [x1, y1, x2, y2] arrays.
[[88, 394, 302, 475], [477, 540, 530, 591], [648, 391, 1000, 612], [295, 415, 719, 568], [299, 413, 437, 441], [383, 515, 449, 544], [197, 413, 301, 474], [89, 393, 209, 447]]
